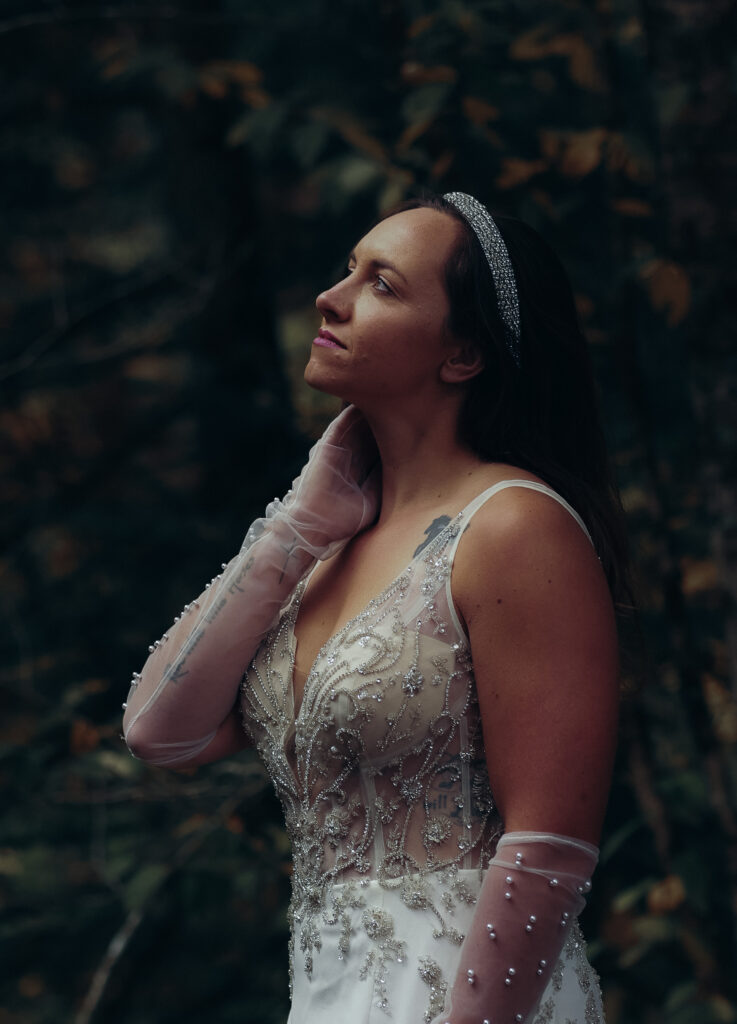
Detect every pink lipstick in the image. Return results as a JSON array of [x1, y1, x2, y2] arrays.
[[313, 329, 345, 349]]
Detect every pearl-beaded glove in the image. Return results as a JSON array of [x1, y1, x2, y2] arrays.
[[122, 405, 380, 766], [431, 832, 598, 1024]]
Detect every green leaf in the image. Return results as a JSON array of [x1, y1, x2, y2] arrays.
[[401, 83, 452, 124], [290, 121, 331, 169], [125, 864, 168, 911]]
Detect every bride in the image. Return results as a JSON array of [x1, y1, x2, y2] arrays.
[[123, 192, 627, 1024]]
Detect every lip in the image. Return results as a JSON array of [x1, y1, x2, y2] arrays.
[[313, 328, 346, 350]]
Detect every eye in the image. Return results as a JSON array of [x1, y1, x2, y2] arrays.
[[343, 264, 394, 296]]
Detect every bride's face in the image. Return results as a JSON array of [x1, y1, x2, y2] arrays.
[[305, 207, 464, 406]]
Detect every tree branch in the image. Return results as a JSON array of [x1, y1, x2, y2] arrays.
[[74, 777, 264, 1024]]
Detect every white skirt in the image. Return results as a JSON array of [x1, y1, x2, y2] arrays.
[[287, 869, 605, 1024]]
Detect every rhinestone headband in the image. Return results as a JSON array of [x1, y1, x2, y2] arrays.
[[443, 191, 522, 366]]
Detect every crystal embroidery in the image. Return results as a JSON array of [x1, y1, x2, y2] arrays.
[[417, 955, 448, 1022], [239, 503, 605, 1020], [533, 998, 556, 1024], [240, 514, 501, 1005]]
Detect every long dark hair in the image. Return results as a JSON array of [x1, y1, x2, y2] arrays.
[[377, 194, 634, 613]]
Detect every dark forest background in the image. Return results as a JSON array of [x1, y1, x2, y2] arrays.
[[1, 1, 735, 1022]]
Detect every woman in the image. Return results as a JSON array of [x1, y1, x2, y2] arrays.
[[123, 192, 626, 1024]]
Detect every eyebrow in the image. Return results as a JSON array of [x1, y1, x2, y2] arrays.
[[347, 250, 409, 286]]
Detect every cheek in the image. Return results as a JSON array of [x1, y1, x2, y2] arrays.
[[357, 300, 437, 345]]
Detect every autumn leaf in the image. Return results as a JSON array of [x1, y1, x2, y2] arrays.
[[199, 73, 229, 101], [574, 293, 595, 319], [510, 22, 558, 60], [620, 485, 656, 515], [174, 813, 208, 837], [647, 875, 686, 914], [400, 62, 457, 85], [82, 679, 109, 694], [701, 675, 737, 743], [9, 241, 53, 288], [40, 527, 82, 579], [200, 59, 262, 86], [530, 188, 556, 216], [613, 198, 654, 217], [70, 719, 100, 755], [539, 128, 608, 178], [100, 55, 133, 81], [619, 16, 645, 44], [639, 258, 691, 326], [226, 814, 245, 834], [18, 974, 45, 999], [600, 907, 641, 951], [679, 555, 719, 595], [606, 131, 656, 183], [55, 152, 96, 190], [431, 150, 455, 181], [495, 157, 547, 189], [462, 97, 500, 125], [408, 14, 437, 38], [199, 61, 270, 108], [510, 25, 607, 93], [240, 86, 271, 109]]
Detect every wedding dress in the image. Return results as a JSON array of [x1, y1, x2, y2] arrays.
[[239, 479, 606, 1024]]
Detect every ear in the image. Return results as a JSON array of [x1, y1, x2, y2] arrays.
[[439, 343, 484, 384]]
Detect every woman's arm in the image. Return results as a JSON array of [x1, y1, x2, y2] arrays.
[[435, 488, 619, 1024], [456, 487, 619, 841], [122, 406, 380, 769], [161, 706, 252, 771]]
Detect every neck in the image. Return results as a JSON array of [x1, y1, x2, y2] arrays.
[[357, 397, 487, 526]]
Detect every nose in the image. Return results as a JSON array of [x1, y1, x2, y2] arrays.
[[315, 278, 350, 322]]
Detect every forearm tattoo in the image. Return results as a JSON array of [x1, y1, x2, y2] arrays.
[[228, 555, 255, 594]]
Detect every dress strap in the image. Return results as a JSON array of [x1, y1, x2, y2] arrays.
[[439, 480, 597, 644], [452, 479, 595, 552]]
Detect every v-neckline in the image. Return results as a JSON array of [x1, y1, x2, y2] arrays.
[[286, 475, 558, 721], [288, 509, 463, 722]]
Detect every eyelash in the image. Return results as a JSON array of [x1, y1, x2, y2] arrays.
[[344, 265, 394, 295]]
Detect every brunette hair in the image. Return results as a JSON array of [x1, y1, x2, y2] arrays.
[[377, 194, 634, 613]]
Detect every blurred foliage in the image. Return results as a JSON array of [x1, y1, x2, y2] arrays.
[[0, 1, 735, 1022]]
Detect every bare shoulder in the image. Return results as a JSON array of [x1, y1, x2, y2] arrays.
[[452, 481, 613, 638]]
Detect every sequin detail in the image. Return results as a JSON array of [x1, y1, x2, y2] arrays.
[[534, 998, 556, 1024], [240, 500, 605, 1021], [417, 955, 448, 1023], [240, 513, 502, 1008], [529, 922, 604, 1024], [443, 191, 522, 365]]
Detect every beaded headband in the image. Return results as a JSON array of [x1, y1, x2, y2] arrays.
[[443, 191, 522, 367]]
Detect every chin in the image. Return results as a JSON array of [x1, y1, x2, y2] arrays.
[[304, 360, 350, 401]]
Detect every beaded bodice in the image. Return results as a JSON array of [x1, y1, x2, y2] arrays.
[[238, 480, 594, 1001], [238, 488, 511, 981], [236, 477, 597, 1015]]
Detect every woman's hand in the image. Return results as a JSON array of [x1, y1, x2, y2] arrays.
[[268, 404, 381, 558]]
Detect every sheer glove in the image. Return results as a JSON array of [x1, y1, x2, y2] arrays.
[[431, 832, 598, 1024], [123, 405, 380, 766]]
